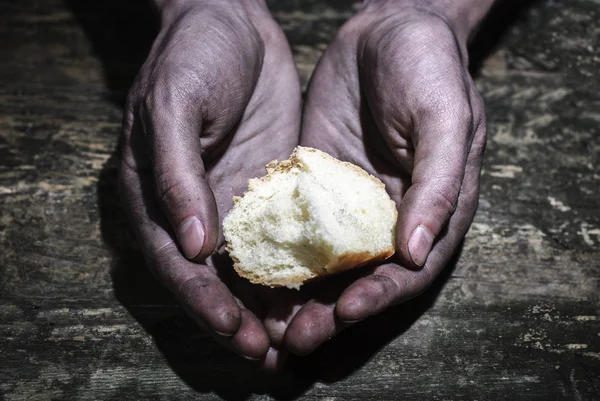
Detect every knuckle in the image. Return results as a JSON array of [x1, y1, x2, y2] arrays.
[[471, 86, 486, 111], [252, 16, 282, 49], [338, 15, 370, 45], [416, 265, 435, 292], [379, 265, 432, 307], [148, 242, 181, 280], [155, 170, 189, 210], [449, 101, 474, 135], [124, 78, 144, 112], [473, 128, 487, 159], [141, 87, 171, 125], [459, 182, 480, 210], [140, 90, 157, 119], [140, 71, 203, 125], [152, 242, 179, 268], [418, 95, 474, 138], [117, 158, 135, 190], [470, 86, 487, 127], [149, 244, 215, 296], [470, 118, 488, 163], [428, 180, 461, 216], [176, 274, 213, 300], [121, 107, 135, 139], [119, 137, 135, 173], [371, 273, 402, 299]]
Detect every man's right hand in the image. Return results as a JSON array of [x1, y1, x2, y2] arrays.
[[119, 0, 302, 368]]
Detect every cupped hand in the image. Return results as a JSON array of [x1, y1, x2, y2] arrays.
[[278, 0, 489, 355], [118, 0, 301, 367]]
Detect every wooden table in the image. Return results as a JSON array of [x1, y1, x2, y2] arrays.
[[1, 0, 598, 399]]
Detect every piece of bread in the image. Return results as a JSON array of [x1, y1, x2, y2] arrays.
[[222, 146, 398, 289]]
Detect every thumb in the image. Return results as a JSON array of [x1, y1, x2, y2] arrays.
[[141, 102, 219, 261], [396, 100, 474, 268]]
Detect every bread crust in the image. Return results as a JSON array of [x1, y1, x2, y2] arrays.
[[230, 248, 396, 289], [225, 146, 398, 289]]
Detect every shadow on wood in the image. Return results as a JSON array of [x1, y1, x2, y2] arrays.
[[285, 250, 463, 384], [65, 0, 157, 107], [468, 0, 543, 76]]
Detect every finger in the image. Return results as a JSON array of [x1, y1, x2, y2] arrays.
[[119, 160, 272, 359], [261, 347, 288, 372], [119, 147, 241, 332], [335, 115, 486, 323], [119, 115, 269, 360], [229, 305, 270, 360], [183, 293, 269, 361], [284, 301, 337, 356], [283, 288, 350, 356], [397, 84, 477, 268], [335, 187, 474, 322], [119, 121, 275, 361], [139, 93, 218, 261], [260, 288, 306, 346], [335, 263, 432, 323]]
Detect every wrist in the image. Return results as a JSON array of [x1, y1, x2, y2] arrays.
[[154, 0, 268, 28], [361, 0, 496, 42]]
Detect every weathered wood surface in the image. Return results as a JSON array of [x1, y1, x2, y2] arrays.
[[0, 0, 599, 399]]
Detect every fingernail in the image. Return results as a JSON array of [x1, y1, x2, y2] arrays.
[[408, 225, 434, 267], [339, 318, 364, 325], [263, 347, 287, 372], [178, 216, 205, 259], [241, 354, 261, 361]]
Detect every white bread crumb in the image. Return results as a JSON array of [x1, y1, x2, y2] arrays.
[[223, 146, 397, 288]]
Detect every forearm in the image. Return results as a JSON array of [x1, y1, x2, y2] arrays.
[[425, 0, 496, 35], [151, 0, 268, 27], [362, 0, 497, 41]]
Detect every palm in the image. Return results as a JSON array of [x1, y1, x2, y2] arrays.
[[203, 19, 304, 356], [203, 25, 302, 255]]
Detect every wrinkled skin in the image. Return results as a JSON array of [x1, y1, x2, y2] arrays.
[[119, 0, 488, 370], [281, 2, 488, 356], [119, 1, 302, 369]]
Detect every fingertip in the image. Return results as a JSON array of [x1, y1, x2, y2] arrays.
[[285, 337, 313, 356], [284, 315, 319, 356], [230, 309, 270, 360], [261, 347, 288, 373], [262, 301, 304, 346], [336, 282, 379, 323], [284, 303, 344, 356], [335, 294, 370, 324], [211, 307, 243, 337], [263, 318, 288, 346], [336, 271, 400, 322]]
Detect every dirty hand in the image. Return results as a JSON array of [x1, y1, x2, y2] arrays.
[[119, 0, 301, 367], [277, 0, 493, 356]]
